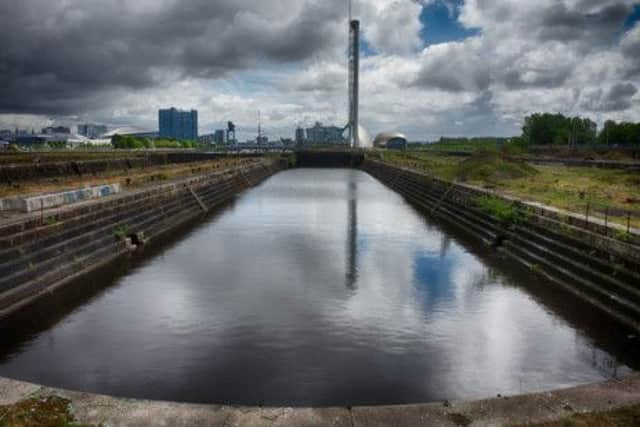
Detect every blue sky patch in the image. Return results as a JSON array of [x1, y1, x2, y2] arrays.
[[624, 4, 640, 31], [419, 0, 478, 46]]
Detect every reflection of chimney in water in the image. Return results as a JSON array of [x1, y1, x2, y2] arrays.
[[439, 235, 451, 260], [348, 19, 360, 148], [346, 173, 358, 290]]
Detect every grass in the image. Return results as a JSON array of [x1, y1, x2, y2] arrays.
[[113, 224, 129, 241], [0, 396, 91, 427], [455, 151, 538, 183], [375, 150, 640, 229], [475, 195, 526, 226]]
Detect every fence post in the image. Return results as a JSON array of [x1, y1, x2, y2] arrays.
[[585, 202, 590, 224], [604, 207, 609, 232], [628, 211, 632, 234]]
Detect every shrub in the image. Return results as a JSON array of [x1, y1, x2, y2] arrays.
[[475, 195, 525, 225]]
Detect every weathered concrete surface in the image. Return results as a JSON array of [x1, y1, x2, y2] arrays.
[[1, 375, 639, 426]]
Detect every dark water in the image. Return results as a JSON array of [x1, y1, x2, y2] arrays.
[[0, 169, 636, 407]]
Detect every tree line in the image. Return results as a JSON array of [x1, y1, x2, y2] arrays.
[[111, 134, 202, 149], [523, 113, 640, 145]]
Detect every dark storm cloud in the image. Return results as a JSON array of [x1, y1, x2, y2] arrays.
[[581, 82, 638, 112], [0, 0, 343, 115], [537, 2, 631, 43]]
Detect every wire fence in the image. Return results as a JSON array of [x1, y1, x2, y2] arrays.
[[582, 202, 638, 236]]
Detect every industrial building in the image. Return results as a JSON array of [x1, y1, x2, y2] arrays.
[[159, 108, 198, 141], [77, 124, 108, 139], [42, 126, 71, 135], [214, 130, 226, 145], [295, 127, 305, 145], [373, 132, 408, 150], [305, 122, 346, 145]]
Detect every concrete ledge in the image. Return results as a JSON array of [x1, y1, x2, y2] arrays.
[[0, 375, 638, 426], [0, 183, 121, 213]]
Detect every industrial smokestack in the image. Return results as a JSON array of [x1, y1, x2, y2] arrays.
[[348, 19, 360, 148]]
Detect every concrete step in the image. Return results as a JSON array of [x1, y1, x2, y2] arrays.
[[0, 186, 196, 271], [504, 240, 640, 323], [509, 231, 640, 307], [522, 217, 640, 277], [0, 240, 127, 315], [399, 176, 503, 234], [0, 190, 202, 293], [374, 171, 498, 245], [514, 223, 640, 289]]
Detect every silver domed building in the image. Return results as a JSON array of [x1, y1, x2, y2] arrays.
[[373, 132, 408, 150]]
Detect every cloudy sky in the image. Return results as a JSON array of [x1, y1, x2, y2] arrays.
[[0, 0, 639, 141]]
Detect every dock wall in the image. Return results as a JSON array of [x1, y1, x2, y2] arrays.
[[0, 158, 286, 318], [362, 159, 640, 332]]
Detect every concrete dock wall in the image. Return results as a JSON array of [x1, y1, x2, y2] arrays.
[[362, 159, 640, 332], [0, 152, 261, 182], [0, 158, 286, 318]]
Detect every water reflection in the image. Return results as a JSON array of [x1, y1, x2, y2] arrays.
[[345, 172, 358, 290], [0, 169, 636, 407]]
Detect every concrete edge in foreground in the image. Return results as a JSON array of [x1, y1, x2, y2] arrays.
[[1, 374, 639, 426]]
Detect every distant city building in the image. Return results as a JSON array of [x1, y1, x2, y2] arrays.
[[159, 108, 198, 140], [295, 127, 305, 145], [281, 138, 294, 146], [198, 133, 216, 144], [214, 129, 226, 144], [77, 124, 108, 139], [42, 126, 71, 135], [305, 122, 346, 145], [15, 135, 47, 145], [256, 135, 269, 145]]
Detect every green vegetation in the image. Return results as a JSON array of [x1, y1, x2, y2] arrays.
[[475, 195, 525, 225], [599, 120, 640, 145], [153, 139, 200, 149], [422, 137, 525, 153], [377, 151, 640, 229], [0, 396, 91, 427], [454, 151, 538, 183], [419, 114, 639, 153], [523, 113, 597, 145], [111, 134, 153, 149], [111, 135, 203, 150], [523, 113, 640, 146], [114, 224, 129, 240]]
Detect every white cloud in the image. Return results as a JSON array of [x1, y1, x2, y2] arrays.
[[0, 0, 638, 141]]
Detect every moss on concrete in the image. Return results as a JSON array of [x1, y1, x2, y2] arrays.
[[513, 404, 640, 427], [0, 396, 91, 427]]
